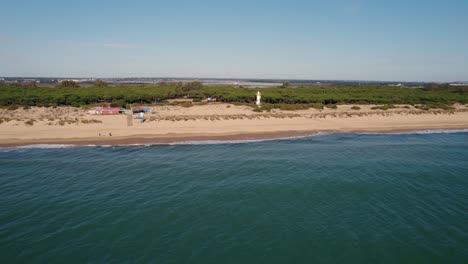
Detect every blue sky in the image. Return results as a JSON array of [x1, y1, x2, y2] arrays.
[[1, 0, 467, 81]]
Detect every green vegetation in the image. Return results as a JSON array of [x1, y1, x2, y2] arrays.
[[110, 99, 127, 108], [325, 104, 338, 109], [252, 108, 263, 112], [371, 104, 397, 110], [169, 101, 194, 108], [424, 83, 468, 92], [178, 102, 193, 108], [1, 82, 467, 108], [252, 103, 323, 112], [279, 103, 323, 111], [59, 80, 79, 88], [7, 105, 19, 110], [94, 80, 108, 87]]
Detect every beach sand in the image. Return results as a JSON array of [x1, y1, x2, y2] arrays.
[[1, 104, 468, 146]]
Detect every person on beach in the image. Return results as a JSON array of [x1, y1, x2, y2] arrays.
[[139, 112, 145, 123], [109, 132, 112, 136]]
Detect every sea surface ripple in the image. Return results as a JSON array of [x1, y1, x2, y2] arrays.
[[1, 132, 467, 263]]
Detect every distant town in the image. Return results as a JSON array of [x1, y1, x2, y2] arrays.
[[1, 77, 467, 89]]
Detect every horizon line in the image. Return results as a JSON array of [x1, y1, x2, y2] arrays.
[[1, 76, 467, 84]]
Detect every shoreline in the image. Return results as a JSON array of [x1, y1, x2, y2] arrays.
[[2, 104, 468, 147], [2, 127, 468, 147]]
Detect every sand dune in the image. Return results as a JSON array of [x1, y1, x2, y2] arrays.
[[1, 104, 468, 146]]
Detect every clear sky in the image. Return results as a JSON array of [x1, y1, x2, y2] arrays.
[[1, 0, 467, 81]]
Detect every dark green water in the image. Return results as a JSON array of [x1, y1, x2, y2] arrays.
[[1, 132, 467, 263]]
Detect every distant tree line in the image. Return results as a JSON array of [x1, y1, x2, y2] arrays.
[[424, 83, 468, 92], [0, 81, 467, 108]]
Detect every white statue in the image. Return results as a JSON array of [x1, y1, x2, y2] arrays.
[[256, 91, 262, 107]]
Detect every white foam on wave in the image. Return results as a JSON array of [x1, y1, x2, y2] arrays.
[[1, 129, 467, 150], [0, 143, 116, 151], [0, 144, 77, 152], [165, 133, 326, 145], [168, 139, 270, 145], [121, 129, 468, 145], [359, 128, 468, 135], [16, 144, 76, 149]]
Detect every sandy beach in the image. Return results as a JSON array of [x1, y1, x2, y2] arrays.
[[1, 103, 468, 146]]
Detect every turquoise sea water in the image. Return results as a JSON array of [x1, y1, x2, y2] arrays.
[[1, 132, 468, 263]]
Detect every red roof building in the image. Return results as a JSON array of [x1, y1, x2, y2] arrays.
[[98, 107, 121, 115]]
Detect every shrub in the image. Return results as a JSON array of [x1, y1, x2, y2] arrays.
[[309, 103, 324, 110], [325, 104, 337, 109], [179, 102, 193, 108], [415, 103, 454, 111], [24, 81, 37, 88], [81, 119, 102, 124], [415, 105, 430, 111], [59, 80, 79, 88], [111, 100, 126, 108], [183, 81, 203, 91], [351, 106, 361, 110], [176, 81, 203, 94], [256, 103, 323, 112], [192, 98, 202, 103], [94, 80, 108, 87], [324, 99, 338, 105], [371, 104, 397, 110], [24, 119, 35, 126], [279, 104, 312, 111], [7, 105, 18, 110]]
